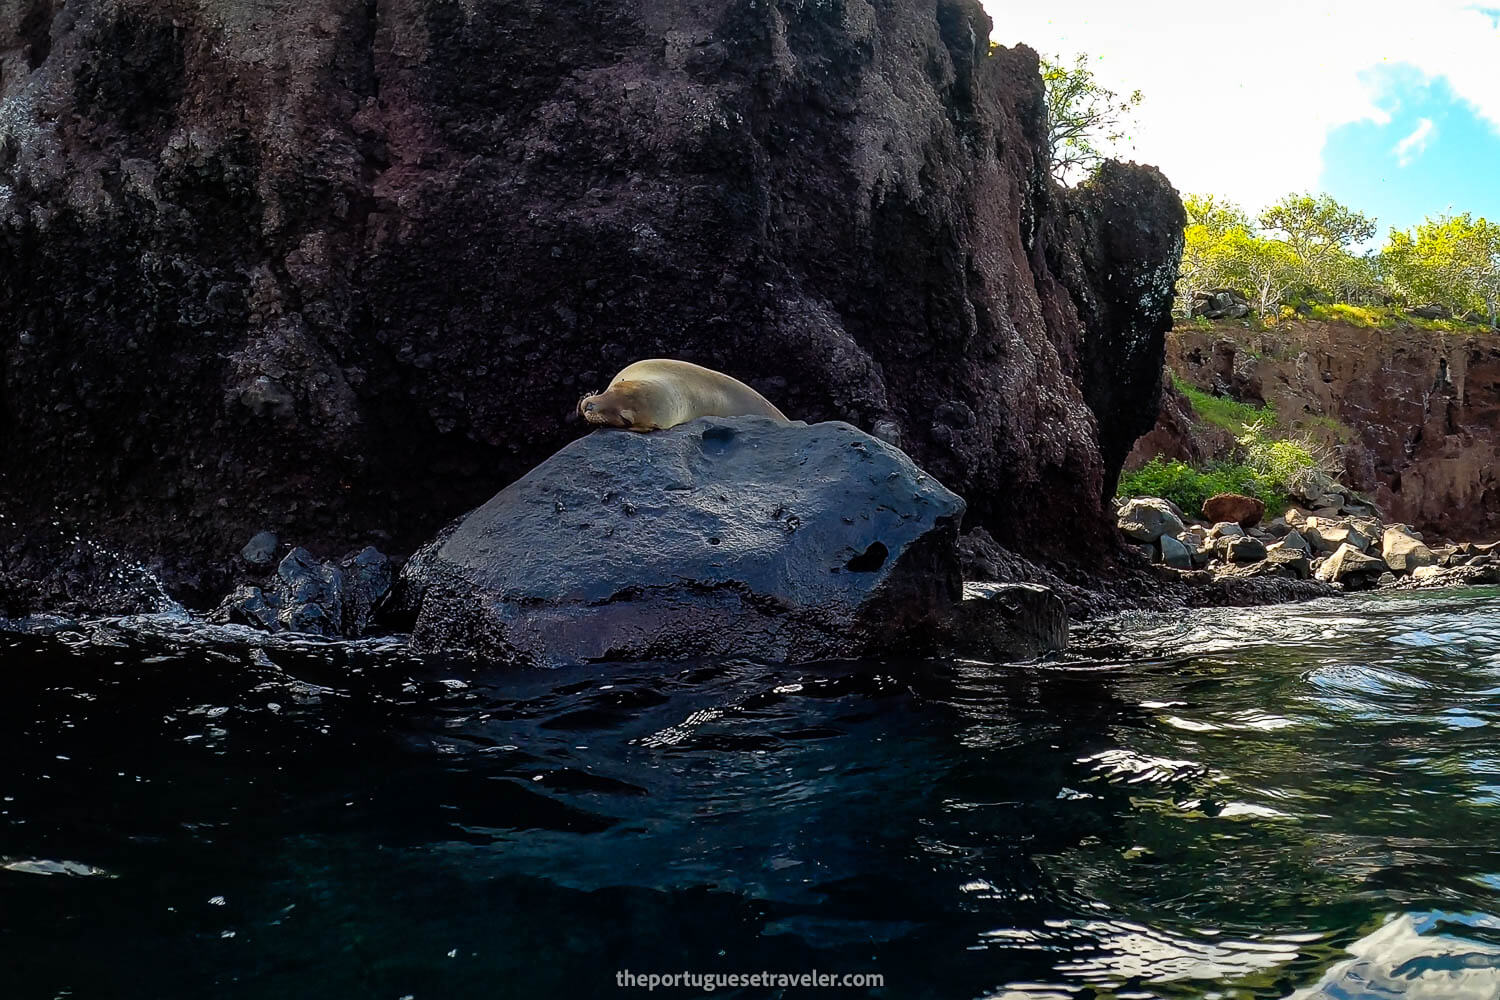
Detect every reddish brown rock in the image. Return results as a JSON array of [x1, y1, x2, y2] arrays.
[[1158, 321, 1500, 544], [1202, 493, 1267, 529]]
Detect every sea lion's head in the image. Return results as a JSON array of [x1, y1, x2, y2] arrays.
[[578, 386, 637, 429]]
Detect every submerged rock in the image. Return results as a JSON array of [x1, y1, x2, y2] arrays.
[[402, 417, 966, 666]]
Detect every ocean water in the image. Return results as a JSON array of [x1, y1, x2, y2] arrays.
[[2, 587, 1499, 998]]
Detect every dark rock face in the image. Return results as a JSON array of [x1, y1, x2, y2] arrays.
[[1162, 322, 1500, 543], [402, 417, 965, 665], [0, 0, 1182, 605], [938, 582, 1068, 661]]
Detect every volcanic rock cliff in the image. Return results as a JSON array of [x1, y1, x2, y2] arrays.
[[1153, 321, 1500, 543], [0, 0, 1182, 607]]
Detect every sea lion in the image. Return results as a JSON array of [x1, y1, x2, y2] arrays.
[[578, 359, 789, 431]]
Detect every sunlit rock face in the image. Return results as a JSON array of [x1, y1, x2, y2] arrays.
[[0, 0, 1182, 604], [1156, 322, 1500, 543]]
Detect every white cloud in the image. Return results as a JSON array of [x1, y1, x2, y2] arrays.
[[1392, 117, 1435, 166], [983, 1, 1500, 211]]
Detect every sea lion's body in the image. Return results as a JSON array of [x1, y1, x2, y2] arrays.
[[578, 359, 788, 431]]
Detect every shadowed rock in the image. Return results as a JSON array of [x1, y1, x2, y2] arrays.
[[938, 582, 1069, 662], [402, 417, 965, 666]]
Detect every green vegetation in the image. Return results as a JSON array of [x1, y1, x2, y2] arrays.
[[1171, 375, 1274, 433], [1119, 457, 1292, 517], [1178, 191, 1500, 328], [1120, 380, 1324, 516], [1038, 53, 1142, 184]]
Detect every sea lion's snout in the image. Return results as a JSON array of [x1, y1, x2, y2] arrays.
[[577, 392, 600, 421]]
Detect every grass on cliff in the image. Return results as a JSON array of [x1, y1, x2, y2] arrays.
[[1172, 375, 1277, 434], [1282, 302, 1496, 333]]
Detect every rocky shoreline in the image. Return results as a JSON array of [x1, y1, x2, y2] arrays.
[[1116, 479, 1499, 601]]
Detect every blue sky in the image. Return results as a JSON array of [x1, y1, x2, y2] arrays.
[[1320, 71, 1500, 238], [985, 1, 1500, 238]]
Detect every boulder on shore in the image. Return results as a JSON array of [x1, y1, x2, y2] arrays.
[[1218, 535, 1268, 564], [1202, 493, 1266, 529], [1381, 527, 1438, 574], [1315, 543, 1388, 590], [1117, 498, 1185, 544], [401, 417, 966, 666]]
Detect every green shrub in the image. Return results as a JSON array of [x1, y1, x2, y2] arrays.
[[1118, 457, 1289, 517], [1244, 436, 1316, 489], [1119, 419, 1328, 519]]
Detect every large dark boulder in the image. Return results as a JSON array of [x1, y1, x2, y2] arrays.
[[401, 417, 965, 665], [0, 0, 1182, 608]]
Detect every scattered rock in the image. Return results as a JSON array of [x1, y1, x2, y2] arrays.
[[1315, 543, 1388, 590], [1209, 521, 1245, 539], [1397, 563, 1500, 588], [339, 546, 396, 637], [210, 544, 394, 637], [1303, 518, 1371, 554], [1264, 546, 1313, 580], [1218, 535, 1268, 564], [1202, 492, 1265, 529], [273, 547, 345, 636], [1192, 288, 1251, 320], [1159, 533, 1193, 570], [1276, 530, 1312, 554], [239, 531, 279, 567], [402, 417, 966, 665], [212, 585, 279, 631], [1381, 527, 1438, 574], [1118, 498, 1186, 544]]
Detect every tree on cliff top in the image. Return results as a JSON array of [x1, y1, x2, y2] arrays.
[[1184, 193, 1250, 236], [1382, 214, 1500, 327], [1258, 193, 1376, 296], [1041, 53, 1142, 184]]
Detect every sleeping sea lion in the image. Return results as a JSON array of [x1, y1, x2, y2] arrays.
[[577, 359, 788, 431]]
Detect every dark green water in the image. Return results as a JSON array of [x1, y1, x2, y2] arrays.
[[3, 588, 1499, 999]]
